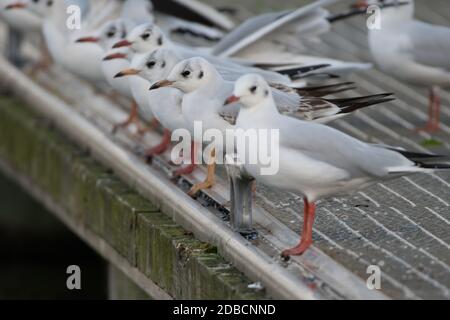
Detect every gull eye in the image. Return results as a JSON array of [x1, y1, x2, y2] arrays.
[[47, 0, 53, 6], [141, 33, 150, 40], [146, 61, 156, 69], [181, 70, 191, 78], [106, 28, 116, 38], [250, 86, 257, 94]]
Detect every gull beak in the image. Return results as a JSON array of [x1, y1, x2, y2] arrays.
[[76, 36, 100, 43], [114, 68, 141, 78], [103, 52, 128, 61], [149, 80, 174, 91], [224, 95, 240, 106], [5, 2, 26, 9], [113, 39, 133, 49], [351, 0, 369, 10]]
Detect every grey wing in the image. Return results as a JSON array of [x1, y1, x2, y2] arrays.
[[276, 96, 340, 121], [279, 119, 413, 178], [409, 21, 450, 69], [211, 0, 336, 57]]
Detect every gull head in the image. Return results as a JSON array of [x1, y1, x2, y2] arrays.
[[114, 23, 165, 53], [131, 49, 180, 84], [79, 19, 132, 50], [150, 57, 218, 93], [225, 74, 272, 109], [4, 0, 52, 17]]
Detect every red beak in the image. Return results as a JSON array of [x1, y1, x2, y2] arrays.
[[224, 95, 240, 106], [76, 36, 100, 43], [5, 2, 26, 9], [103, 52, 128, 61], [113, 40, 132, 49], [351, 0, 369, 10]]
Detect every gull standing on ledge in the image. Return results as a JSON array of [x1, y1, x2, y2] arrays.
[[224, 74, 450, 257]]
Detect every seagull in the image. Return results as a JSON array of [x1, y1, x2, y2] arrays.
[[1, 0, 41, 33], [353, 0, 450, 132], [76, 18, 149, 133], [114, 48, 192, 168], [2, 0, 49, 68], [150, 57, 393, 196], [112, 23, 312, 84], [224, 73, 450, 257], [8, 0, 118, 83]]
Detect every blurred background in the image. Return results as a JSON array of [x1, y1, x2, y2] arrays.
[[0, 171, 107, 299]]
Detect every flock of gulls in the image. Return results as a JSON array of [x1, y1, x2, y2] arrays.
[[1, 0, 450, 258]]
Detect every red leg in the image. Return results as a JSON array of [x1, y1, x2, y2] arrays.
[[416, 87, 440, 133], [432, 90, 441, 131], [145, 129, 171, 162], [282, 198, 316, 258], [172, 142, 197, 177]]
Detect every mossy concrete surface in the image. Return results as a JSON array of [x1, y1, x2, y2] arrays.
[[0, 95, 267, 300]]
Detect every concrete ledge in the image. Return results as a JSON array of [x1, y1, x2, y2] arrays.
[[0, 95, 267, 300]]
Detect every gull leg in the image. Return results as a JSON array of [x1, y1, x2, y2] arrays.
[[188, 148, 216, 197], [416, 87, 440, 133], [27, 36, 53, 75], [282, 198, 316, 258], [432, 88, 441, 132], [172, 142, 197, 177], [137, 118, 160, 136], [145, 129, 171, 162], [112, 100, 139, 134]]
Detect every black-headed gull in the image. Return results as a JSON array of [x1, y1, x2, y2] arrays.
[[77, 18, 149, 133], [1, 0, 41, 32], [9, 0, 118, 83], [114, 49, 190, 164], [354, 0, 450, 132], [224, 73, 450, 257], [150, 57, 394, 196], [113, 23, 331, 84]]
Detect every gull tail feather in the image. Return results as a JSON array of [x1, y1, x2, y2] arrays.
[[389, 151, 450, 174], [326, 93, 395, 114]]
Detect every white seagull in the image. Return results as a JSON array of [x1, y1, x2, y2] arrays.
[[1, 0, 41, 33], [354, 0, 450, 132], [114, 48, 193, 171], [224, 73, 450, 257]]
